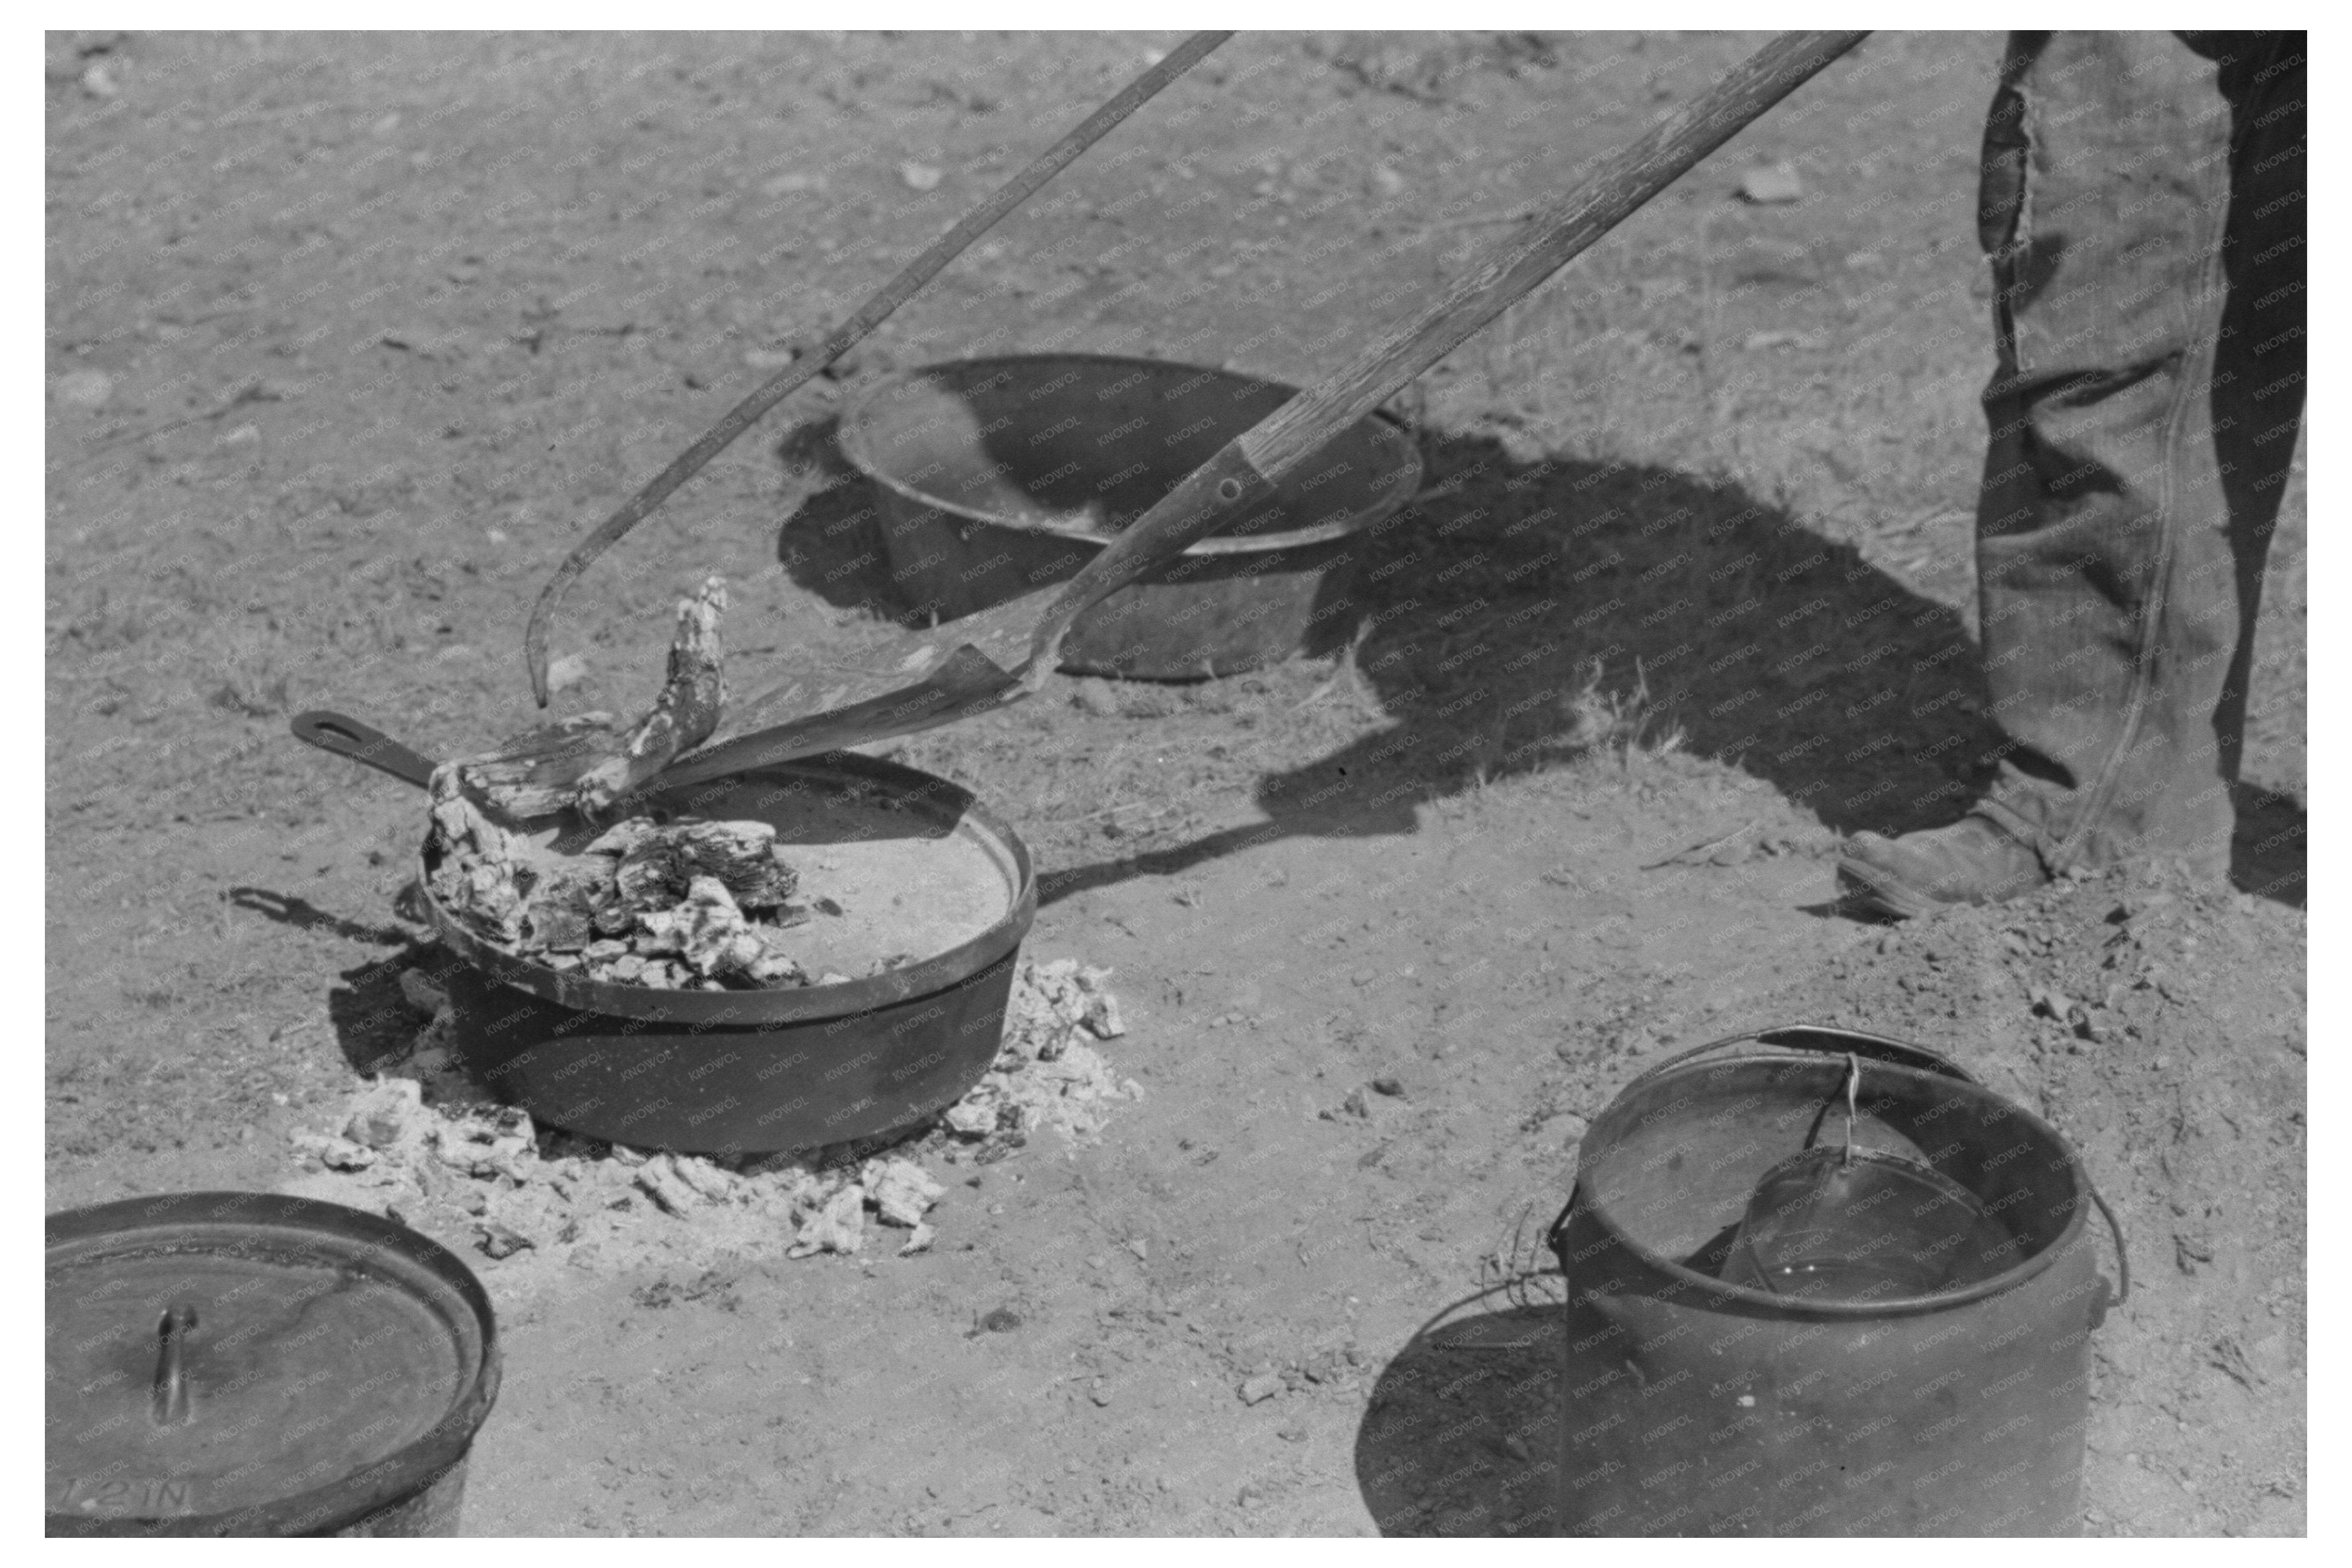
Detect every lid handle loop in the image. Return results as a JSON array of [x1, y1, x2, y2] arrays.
[[151, 1304, 197, 1429]]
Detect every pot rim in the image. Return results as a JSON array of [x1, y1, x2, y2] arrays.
[[835, 351, 1423, 556], [419, 751, 1037, 1026], [1570, 1050, 2094, 1318], [45, 1192, 500, 1538]]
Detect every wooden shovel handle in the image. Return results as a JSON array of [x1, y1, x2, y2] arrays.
[[522, 31, 1233, 707], [1022, 30, 1869, 681]]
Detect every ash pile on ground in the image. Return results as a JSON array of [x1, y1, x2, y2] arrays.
[[1763, 865, 2306, 1536], [279, 955, 1137, 1305]]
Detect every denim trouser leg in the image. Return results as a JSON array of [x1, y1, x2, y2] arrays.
[[1969, 32, 2305, 877]]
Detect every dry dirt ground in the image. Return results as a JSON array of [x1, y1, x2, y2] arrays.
[[46, 31, 2304, 1536]]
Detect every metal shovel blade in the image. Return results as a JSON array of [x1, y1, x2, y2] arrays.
[[653, 636, 1035, 792]]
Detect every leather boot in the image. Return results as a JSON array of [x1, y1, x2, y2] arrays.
[[1837, 814, 2051, 920]]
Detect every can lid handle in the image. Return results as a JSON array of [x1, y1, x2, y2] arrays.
[[2089, 1180, 2131, 1309], [1621, 1023, 1980, 1093]]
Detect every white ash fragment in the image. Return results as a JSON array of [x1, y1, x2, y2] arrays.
[[614, 819, 800, 911], [864, 1157, 944, 1228], [422, 1107, 534, 1181], [397, 969, 450, 1018], [667, 1152, 743, 1204], [582, 817, 659, 858], [484, 1115, 534, 1172], [518, 860, 616, 954], [544, 654, 590, 694], [1012, 958, 1126, 1056], [936, 958, 1142, 1158], [944, 1100, 996, 1138], [293, 1131, 378, 1172], [1081, 972, 1126, 1039], [344, 1077, 425, 1151], [583, 818, 658, 850], [424, 784, 530, 944], [789, 1183, 866, 1257], [405, 1013, 465, 1087], [477, 1221, 535, 1260], [408, 1037, 451, 1080], [637, 1155, 705, 1216], [1036, 1041, 1134, 1114], [636, 876, 805, 985]]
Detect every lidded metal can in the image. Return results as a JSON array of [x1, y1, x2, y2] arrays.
[[1547, 1026, 2126, 1537], [47, 1192, 500, 1537]]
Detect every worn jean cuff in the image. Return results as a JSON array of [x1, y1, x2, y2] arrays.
[[1968, 793, 2062, 876]]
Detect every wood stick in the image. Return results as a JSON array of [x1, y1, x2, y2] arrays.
[[451, 713, 620, 818]]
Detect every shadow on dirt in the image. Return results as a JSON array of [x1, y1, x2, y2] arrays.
[[228, 886, 413, 947], [1353, 1304, 1559, 1537], [776, 421, 2302, 913], [2230, 784, 2305, 909], [771, 413, 923, 630], [325, 944, 461, 1077], [228, 886, 460, 1077]]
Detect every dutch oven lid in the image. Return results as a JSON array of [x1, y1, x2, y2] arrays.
[[46, 1192, 499, 1535]]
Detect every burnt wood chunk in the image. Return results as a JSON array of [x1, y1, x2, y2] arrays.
[[456, 713, 620, 820], [424, 775, 530, 944], [517, 860, 618, 954], [613, 820, 799, 910], [453, 576, 729, 821], [634, 876, 807, 985], [570, 576, 729, 815]]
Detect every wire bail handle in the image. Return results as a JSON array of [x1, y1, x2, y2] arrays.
[[1545, 1023, 2129, 1309], [1840, 1051, 1860, 1168]]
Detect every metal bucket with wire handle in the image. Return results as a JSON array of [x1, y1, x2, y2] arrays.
[[1545, 1025, 2128, 1537]]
